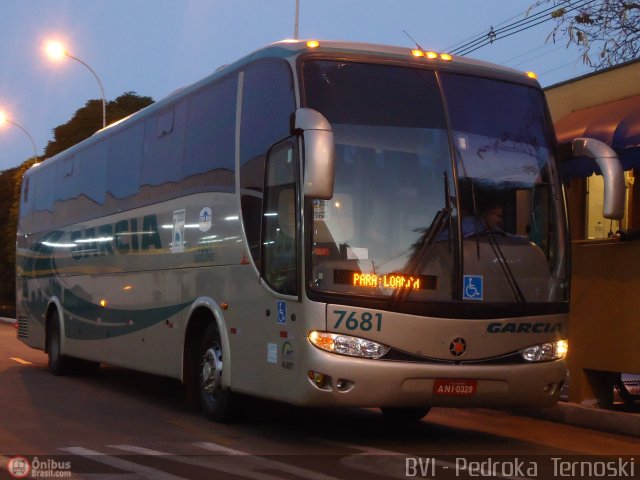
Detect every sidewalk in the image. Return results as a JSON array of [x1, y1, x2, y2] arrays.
[[510, 402, 640, 438]]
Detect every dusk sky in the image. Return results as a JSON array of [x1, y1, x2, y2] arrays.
[[0, 0, 590, 172]]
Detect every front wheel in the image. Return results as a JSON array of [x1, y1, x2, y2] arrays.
[[380, 406, 431, 423], [198, 322, 235, 422]]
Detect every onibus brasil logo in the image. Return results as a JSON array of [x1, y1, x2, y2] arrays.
[[7, 456, 72, 478], [7, 457, 30, 478]]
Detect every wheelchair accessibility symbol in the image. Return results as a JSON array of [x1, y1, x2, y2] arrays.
[[463, 275, 483, 301], [277, 301, 287, 324]]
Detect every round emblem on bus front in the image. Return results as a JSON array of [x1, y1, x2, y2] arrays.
[[449, 337, 467, 356]]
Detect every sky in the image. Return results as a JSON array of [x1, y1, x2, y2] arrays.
[[0, 0, 592, 173]]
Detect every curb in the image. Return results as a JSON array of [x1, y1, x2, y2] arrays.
[[510, 402, 640, 438], [0, 317, 15, 325]]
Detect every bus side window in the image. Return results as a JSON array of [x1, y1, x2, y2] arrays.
[[262, 141, 298, 295], [239, 59, 296, 269]]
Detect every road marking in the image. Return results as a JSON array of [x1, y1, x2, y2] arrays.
[[110, 443, 339, 480], [195, 441, 342, 480], [60, 446, 187, 480], [110, 444, 278, 480], [192, 441, 249, 455], [10, 357, 32, 365]]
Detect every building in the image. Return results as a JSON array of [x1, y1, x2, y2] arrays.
[[545, 58, 640, 240], [544, 60, 640, 406]]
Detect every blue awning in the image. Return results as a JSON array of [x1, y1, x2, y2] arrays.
[[556, 95, 640, 179]]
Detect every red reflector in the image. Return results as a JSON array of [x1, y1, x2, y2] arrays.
[[314, 247, 330, 256], [230, 327, 237, 334], [280, 331, 288, 338]]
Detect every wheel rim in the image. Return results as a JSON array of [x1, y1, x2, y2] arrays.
[[201, 343, 223, 399]]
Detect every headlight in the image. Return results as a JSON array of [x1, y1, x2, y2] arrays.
[[308, 331, 390, 359], [522, 340, 568, 362]]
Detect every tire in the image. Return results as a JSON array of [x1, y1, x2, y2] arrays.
[[47, 310, 71, 376], [380, 406, 431, 423], [198, 322, 234, 422]]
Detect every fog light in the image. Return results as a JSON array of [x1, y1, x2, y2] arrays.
[[522, 340, 568, 362], [308, 370, 329, 388], [335, 378, 354, 392]]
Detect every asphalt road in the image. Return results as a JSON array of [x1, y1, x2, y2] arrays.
[[0, 322, 638, 479]]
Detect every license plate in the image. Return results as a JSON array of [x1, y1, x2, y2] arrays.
[[433, 379, 477, 397]]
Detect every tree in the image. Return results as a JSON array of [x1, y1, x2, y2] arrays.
[[0, 160, 35, 314], [44, 91, 153, 158], [0, 91, 154, 314], [543, 0, 640, 69]]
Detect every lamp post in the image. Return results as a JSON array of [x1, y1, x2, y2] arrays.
[[294, 0, 299, 39], [45, 41, 107, 129], [0, 112, 39, 164]]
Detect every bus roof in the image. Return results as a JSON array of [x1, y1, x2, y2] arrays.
[[26, 39, 539, 178]]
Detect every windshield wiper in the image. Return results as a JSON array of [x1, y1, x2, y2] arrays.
[[485, 229, 527, 305], [392, 172, 452, 304]]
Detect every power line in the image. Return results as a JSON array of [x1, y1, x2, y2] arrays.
[[455, 15, 559, 56], [451, 0, 596, 57], [451, 0, 568, 55], [443, 0, 548, 52], [501, 43, 549, 64], [510, 45, 564, 68], [540, 58, 588, 76]]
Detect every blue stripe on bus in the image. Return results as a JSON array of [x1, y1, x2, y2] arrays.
[[61, 288, 192, 340]]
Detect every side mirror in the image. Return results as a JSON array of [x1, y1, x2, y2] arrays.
[[572, 138, 625, 220], [294, 108, 335, 199]]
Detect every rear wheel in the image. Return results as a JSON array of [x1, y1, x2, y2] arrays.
[[380, 406, 430, 423], [198, 322, 234, 422], [47, 311, 71, 376], [47, 310, 100, 376]]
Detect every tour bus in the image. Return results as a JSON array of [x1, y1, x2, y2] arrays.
[[16, 40, 624, 422]]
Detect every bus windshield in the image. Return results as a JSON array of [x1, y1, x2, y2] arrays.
[[303, 60, 567, 306]]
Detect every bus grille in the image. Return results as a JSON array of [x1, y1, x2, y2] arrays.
[[17, 317, 28, 339]]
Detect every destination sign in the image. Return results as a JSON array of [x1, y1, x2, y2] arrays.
[[334, 270, 437, 290]]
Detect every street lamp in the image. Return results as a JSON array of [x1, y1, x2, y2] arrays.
[[45, 41, 107, 129], [0, 112, 39, 164]]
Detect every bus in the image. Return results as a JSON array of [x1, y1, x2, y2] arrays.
[[16, 40, 625, 422]]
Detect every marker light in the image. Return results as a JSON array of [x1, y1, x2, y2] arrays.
[[522, 340, 568, 362], [440, 53, 453, 61], [411, 49, 425, 57], [425, 51, 438, 59], [306, 40, 320, 49], [308, 331, 390, 359], [525, 71, 538, 80]]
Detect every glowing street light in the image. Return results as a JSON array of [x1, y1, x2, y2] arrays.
[[0, 112, 39, 164], [45, 40, 107, 129]]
